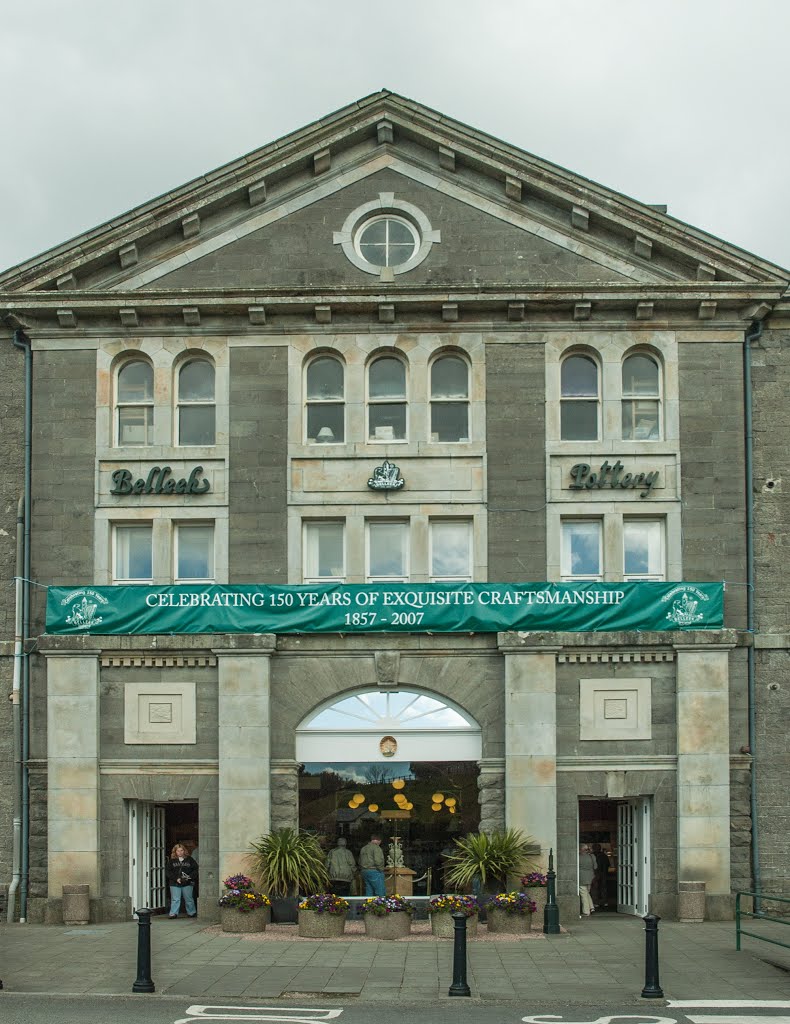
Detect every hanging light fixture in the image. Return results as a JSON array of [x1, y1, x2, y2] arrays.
[[392, 779, 406, 790], [432, 793, 444, 804], [368, 804, 379, 813], [431, 802, 442, 812]]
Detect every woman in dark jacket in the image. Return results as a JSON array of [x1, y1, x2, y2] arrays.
[[166, 843, 199, 918]]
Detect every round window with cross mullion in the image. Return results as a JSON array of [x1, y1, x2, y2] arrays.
[[354, 215, 419, 269]]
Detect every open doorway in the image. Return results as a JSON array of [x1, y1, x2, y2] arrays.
[[128, 800, 199, 916], [579, 797, 651, 917]]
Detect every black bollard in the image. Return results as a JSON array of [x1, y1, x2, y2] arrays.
[[448, 910, 471, 997], [132, 908, 156, 993], [641, 913, 663, 999], [543, 848, 561, 935]]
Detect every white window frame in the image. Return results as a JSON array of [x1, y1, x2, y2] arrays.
[[174, 522, 216, 583], [115, 359, 154, 447], [367, 355, 408, 443], [623, 518, 665, 581], [622, 351, 662, 441], [560, 353, 601, 442], [305, 355, 345, 445], [303, 521, 346, 583], [112, 523, 154, 584], [353, 214, 420, 270], [429, 353, 470, 443], [177, 358, 216, 446], [366, 519, 410, 582], [561, 519, 603, 582], [430, 519, 473, 582]]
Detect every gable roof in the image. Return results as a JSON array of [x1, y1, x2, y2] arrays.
[[1, 90, 788, 298]]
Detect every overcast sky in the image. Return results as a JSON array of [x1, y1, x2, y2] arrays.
[[4, 0, 789, 276]]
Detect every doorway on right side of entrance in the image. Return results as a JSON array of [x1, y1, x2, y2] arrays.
[[579, 797, 651, 917]]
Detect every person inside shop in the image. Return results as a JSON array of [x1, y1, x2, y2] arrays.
[[326, 836, 357, 896], [591, 842, 610, 909], [578, 843, 596, 918], [358, 834, 386, 896], [166, 842, 199, 919]]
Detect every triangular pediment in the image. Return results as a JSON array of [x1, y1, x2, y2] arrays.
[[1, 91, 787, 295]]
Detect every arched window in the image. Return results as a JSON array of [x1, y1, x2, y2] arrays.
[[561, 354, 599, 440], [116, 360, 154, 445], [622, 353, 661, 440], [306, 356, 344, 443], [368, 355, 407, 441], [296, 689, 482, 761], [178, 359, 215, 445], [430, 354, 469, 442]]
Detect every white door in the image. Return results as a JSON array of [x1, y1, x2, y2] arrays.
[[617, 798, 651, 916], [128, 801, 168, 915]]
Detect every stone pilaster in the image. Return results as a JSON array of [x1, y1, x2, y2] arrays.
[[45, 651, 101, 901], [498, 634, 559, 873], [270, 759, 300, 831], [477, 757, 506, 833], [215, 638, 276, 883], [675, 642, 734, 908]]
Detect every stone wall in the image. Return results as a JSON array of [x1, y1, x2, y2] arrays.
[[485, 341, 546, 580], [228, 347, 288, 582]]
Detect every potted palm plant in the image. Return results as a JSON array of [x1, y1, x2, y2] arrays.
[[249, 828, 329, 923], [444, 829, 540, 898]]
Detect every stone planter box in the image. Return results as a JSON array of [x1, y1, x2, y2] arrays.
[[363, 912, 411, 939], [298, 910, 346, 938], [220, 906, 268, 933], [430, 913, 478, 938], [523, 886, 547, 926], [486, 907, 532, 934]]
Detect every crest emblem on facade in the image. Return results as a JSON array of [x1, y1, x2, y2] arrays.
[[367, 460, 405, 491], [662, 585, 707, 626], [62, 588, 109, 630], [379, 735, 398, 757]]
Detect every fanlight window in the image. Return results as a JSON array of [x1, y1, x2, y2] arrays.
[[303, 691, 475, 731]]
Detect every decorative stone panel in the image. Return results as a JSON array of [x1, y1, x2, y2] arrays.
[[124, 682, 197, 745], [579, 677, 652, 741]]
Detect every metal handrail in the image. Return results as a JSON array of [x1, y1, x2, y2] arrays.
[[736, 890, 790, 952]]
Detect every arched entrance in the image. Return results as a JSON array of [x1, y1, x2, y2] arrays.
[[295, 689, 482, 894]]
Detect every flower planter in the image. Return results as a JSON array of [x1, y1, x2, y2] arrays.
[[220, 906, 267, 933], [363, 912, 411, 940], [430, 913, 478, 938], [523, 886, 547, 925], [298, 909, 346, 938], [486, 907, 532, 934]]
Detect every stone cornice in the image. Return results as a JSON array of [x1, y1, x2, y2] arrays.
[[3, 282, 783, 338]]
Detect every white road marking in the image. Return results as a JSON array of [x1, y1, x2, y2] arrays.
[[686, 1018, 790, 1024], [175, 1006, 343, 1024], [521, 1016, 677, 1024], [668, 1003, 790, 1009]]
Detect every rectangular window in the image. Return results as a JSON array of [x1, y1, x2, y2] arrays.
[[175, 524, 215, 582], [561, 520, 602, 581], [367, 520, 409, 582], [430, 520, 472, 581], [303, 521, 345, 582], [113, 525, 153, 582], [623, 519, 664, 580]]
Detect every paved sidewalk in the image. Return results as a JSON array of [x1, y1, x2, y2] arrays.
[[1, 915, 788, 1003]]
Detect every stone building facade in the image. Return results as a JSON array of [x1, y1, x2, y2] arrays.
[[1, 91, 788, 924]]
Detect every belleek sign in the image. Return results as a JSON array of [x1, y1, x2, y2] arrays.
[[109, 465, 210, 496]]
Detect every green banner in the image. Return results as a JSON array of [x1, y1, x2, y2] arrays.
[[46, 582, 724, 636]]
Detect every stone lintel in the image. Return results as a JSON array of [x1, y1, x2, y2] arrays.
[[498, 629, 738, 651], [754, 633, 790, 649]]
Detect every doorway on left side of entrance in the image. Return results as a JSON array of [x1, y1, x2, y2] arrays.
[[128, 799, 199, 916]]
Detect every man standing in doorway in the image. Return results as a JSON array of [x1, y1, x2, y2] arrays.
[[359, 835, 386, 896]]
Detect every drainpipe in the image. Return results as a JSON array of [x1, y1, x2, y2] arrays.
[[743, 319, 762, 906], [7, 498, 23, 922], [11, 327, 32, 922]]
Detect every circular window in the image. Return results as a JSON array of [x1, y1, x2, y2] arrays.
[[333, 194, 440, 279], [354, 216, 419, 269]]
